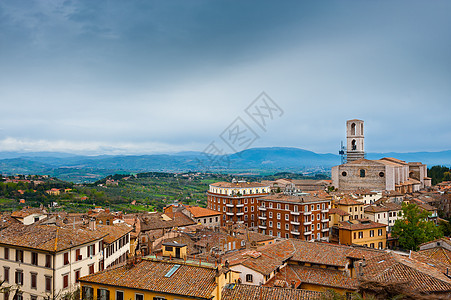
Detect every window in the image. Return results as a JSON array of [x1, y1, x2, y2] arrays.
[[370, 230, 374, 237], [311, 205, 314, 211], [285, 214, 289, 221], [31, 272, 37, 289], [277, 222, 281, 229], [244, 207, 248, 213], [246, 274, 253, 282], [63, 274, 69, 288], [360, 169, 366, 177], [378, 242, 383, 249], [135, 294, 144, 300], [31, 296, 37, 300], [89, 264, 94, 274], [97, 288, 110, 300], [87, 244, 95, 257], [317, 204, 320, 210], [285, 204, 289, 210], [3, 267, 9, 283], [45, 254, 51, 268], [277, 203, 281, 209], [342, 171, 347, 176], [370, 243, 375, 248], [317, 223, 320, 230], [378, 229, 383, 236], [13, 292, 22, 300], [311, 224, 314, 231], [15, 250, 23, 263], [153, 297, 166, 300], [358, 232, 363, 239], [277, 213, 281, 220], [45, 276, 52, 292], [251, 206, 254, 212], [269, 212, 273, 218], [116, 291, 124, 300], [285, 224, 289, 230], [64, 252, 69, 265], [379, 172, 385, 177], [75, 269, 81, 283], [4, 247, 9, 260], [353, 232, 356, 239], [269, 221, 273, 227], [15, 270, 23, 285], [76, 249, 82, 261], [31, 252, 38, 265]]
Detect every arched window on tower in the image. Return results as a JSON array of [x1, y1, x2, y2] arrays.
[[352, 139, 357, 150], [351, 123, 356, 135], [360, 123, 363, 135]]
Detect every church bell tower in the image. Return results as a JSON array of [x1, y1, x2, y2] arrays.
[[346, 119, 365, 162]]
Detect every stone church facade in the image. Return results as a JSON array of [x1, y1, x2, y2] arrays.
[[332, 119, 431, 192]]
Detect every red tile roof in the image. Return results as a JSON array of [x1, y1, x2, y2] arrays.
[[80, 258, 220, 299], [221, 284, 322, 300]]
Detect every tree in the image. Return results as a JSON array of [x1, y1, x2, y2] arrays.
[[392, 203, 442, 250]]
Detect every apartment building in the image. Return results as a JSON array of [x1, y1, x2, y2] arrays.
[[364, 202, 402, 232], [0, 222, 106, 299], [207, 181, 270, 227], [257, 193, 331, 241], [334, 219, 387, 249]]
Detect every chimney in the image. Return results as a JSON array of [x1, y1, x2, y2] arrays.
[[89, 218, 96, 230], [358, 261, 364, 277]]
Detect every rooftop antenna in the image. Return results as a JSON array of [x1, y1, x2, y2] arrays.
[[339, 141, 347, 164]]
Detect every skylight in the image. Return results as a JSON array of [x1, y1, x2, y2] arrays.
[[164, 264, 181, 277]]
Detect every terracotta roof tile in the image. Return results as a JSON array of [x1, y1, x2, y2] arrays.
[[362, 252, 451, 293], [79, 258, 219, 299], [221, 284, 322, 300]]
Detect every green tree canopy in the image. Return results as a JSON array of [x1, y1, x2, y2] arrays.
[[392, 203, 442, 250]]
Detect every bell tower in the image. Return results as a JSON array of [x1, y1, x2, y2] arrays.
[[346, 119, 365, 162]]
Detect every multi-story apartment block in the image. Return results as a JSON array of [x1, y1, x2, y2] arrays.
[[364, 202, 403, 232], [0, 222, 106, 299], [207, 181, 270, 227], [257, 194, 331, 241]]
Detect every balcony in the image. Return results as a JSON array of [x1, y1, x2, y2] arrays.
[[304, 231, 312, 235], [236, 220, 244, 224], [321, 227, 329, 232], [290, 211, 300, 215], [226, 203, 234, 208], [236, 212, 244, 216], [321, 209, 329, 213], [258, 206, 267, 211], [291, 231, 301, 235], [304, 211, 312, 216], [258, 225, 267, 230], [226, 212, 234, 216], [303, 221, 312, 226], [290, 220, 300, 226], [321, 218, 329, 223], [258, 215, 267, 220], [236, 203, 244, 208]]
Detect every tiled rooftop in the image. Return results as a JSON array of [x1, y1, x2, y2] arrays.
[[221, 284, 322, 300], [79, 258, 219, 299], [186, 206, 222, 218], [361, 252, 451, 293], [260, 193, 330, 204], [265, 264, 359, 290], [338, 219, 387, 231], [0, 223, 106, 252]]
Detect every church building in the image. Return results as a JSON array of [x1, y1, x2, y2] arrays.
[[331, 119, 431, 193]]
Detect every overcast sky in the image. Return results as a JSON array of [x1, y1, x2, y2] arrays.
[[0, 0, 450, 155]]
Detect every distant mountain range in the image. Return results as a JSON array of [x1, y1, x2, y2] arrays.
[[0, 147, 450, 183]]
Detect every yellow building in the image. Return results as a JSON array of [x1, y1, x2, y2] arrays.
[[79, 257, 239, 300], [337, 219, 387, 249], [333, 197, 365, 220], [162, 242, 187, 260]]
